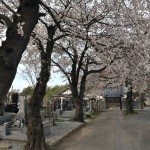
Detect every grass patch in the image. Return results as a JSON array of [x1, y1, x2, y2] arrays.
[[85, 112, 100, 119], [122, 110, 138, 115], [55, 119, 65, 122]]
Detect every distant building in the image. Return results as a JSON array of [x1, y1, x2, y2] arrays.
[[51, 88, 89, 111], [103, 86, 126, 108], [51, 88, 74, 111], [6, 92, 19, 105]]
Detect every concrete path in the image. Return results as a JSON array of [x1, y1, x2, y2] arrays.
[[52, 107, 150, 150]]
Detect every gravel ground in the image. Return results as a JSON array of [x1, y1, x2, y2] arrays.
[[0, 140, 25, 150], [0, 121, 82, 150]]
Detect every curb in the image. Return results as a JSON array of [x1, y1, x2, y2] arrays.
[[0, 145, 12, 150], [48, 122, 86, 147]]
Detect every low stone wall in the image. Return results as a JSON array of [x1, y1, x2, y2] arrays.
[[99, 101, 106, 110], [43, 120, 50, 135], [2, 121, 13, 136], [1, 120, 51, 137], [133, 101, 142, 109], [122, 101, 143, 110], [0, 114, 14, 125]]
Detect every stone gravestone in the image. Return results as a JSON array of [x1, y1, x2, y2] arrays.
[[17, 96, 28, 126], [2, 96, 29, 136]]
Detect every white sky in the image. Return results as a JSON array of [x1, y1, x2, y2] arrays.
[[12, 71, 67, 92]]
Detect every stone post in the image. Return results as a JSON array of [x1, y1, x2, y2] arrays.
[[60, 97, 64, 110], [3, 122, 9, 136], [20, 122, 24, 133]]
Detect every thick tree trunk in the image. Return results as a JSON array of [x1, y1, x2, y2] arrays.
[[25, 25, 55, 150], [71, 83, 84, 122], [25, 97, 47, 150], [74, 96, 84, 122], [125, 80, 134, 114], [126, 91, 134, 113], [0, 99, 5, 116], [25, 58, 50, 150], [0, 0, 40, 115], [71, 75, 86, 122]]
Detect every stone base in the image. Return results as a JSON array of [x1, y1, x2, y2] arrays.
[[0, 113, 15, 125]]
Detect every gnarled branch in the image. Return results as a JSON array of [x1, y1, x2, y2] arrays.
[[0, 14, 12, 26]]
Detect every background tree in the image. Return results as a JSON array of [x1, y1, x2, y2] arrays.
[[25, 23, 57, 149], [52, 0, 145, 121], [21, 84, 69, 98], [24, 0, 78, 148], [83, 0, 150, 113], [19, 46, 41, 87], [21, 86, 33, 96], [45, 84, 69, 99]]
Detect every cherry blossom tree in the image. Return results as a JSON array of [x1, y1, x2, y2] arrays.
[[52, 0, 150, 117], [50, 0, 130, 122], [19, 45, 41, 87], [86, 29, 150, 113], [25, 25, 56, 150], [0, 2, 149, 150], [23, 0, 82, 149]]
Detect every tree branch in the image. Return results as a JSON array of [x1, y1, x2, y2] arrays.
[[77, 40, 88, 79], [1, 0, 16, 14], [52, 59, 71, 84], [40, 1, 62, 31], [39, 19, 49, 29], [62, 46, 74, 61], [0, 14, 12, 26], [0, 20, 4, 25], [31, 32, 45, 56], [54, 33, 70, 41], [87, 66, 107, 75]]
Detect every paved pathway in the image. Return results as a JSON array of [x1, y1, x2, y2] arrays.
[[1, 107, 150, 150], [52, 107, 150, 150]]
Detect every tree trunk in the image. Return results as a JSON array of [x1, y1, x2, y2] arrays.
[[71, 75, 86, 122], [25, 25, 55, 150], [71, 83, 84, 122], [25, 58, 50, 150], [125, 80, 134, 114], [0, 99, 5, 116], [126, 91, 134, 113], [0, 0, 40, 115], [74, 74, 87, 122], [73, 96, 84, 122], [25, 97, 47, 150]]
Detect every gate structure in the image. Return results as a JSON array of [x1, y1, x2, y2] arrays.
[[104, 87, 125, 109]]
